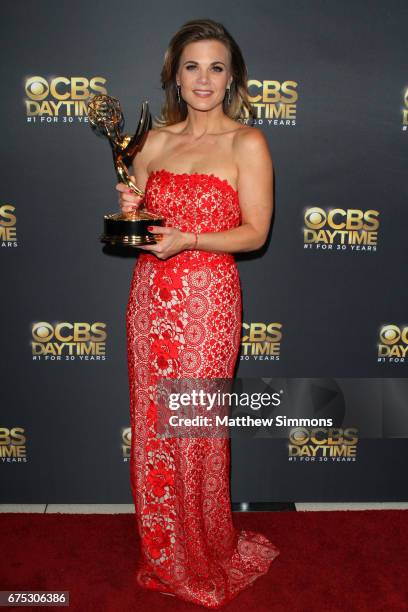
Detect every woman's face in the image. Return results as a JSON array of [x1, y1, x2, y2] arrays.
[[176, 39, 232, 111]]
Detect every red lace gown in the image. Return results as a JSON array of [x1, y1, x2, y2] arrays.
[[126, 168, 280, 609]]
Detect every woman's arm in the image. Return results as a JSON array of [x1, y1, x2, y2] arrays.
[[183, 128, 274, 254]]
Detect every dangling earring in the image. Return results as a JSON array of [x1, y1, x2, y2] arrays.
[[226, 85, 232, 105], [177, 84, 181, 104]]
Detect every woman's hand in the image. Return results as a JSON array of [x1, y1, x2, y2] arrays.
[[138, 225, 195, 260], [115, 175, 144, 214], [115, 175, 195, 259]]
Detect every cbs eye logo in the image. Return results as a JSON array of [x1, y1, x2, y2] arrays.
[[402, 87, 408, 127], [32, 322, 53, 342], [379, 324, 408, 345], [121, 427, 131, 460], [290, 428, 309, 445], [122, 428, 131, 446], [25, 77, 49, 100], [304, 208, 326, 229]]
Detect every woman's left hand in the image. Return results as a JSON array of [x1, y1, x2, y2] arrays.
[[138, 225, 193, 259]]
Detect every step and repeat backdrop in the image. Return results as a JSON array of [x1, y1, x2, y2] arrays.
[[1, 1, 407, 502]]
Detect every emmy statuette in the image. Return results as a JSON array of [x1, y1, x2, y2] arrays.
[[87, 94, 165, 247]]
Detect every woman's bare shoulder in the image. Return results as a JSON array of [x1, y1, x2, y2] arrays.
[[233, 124, 267, 143], [233, 124, 271, 157], [232, 125, 272, 181]]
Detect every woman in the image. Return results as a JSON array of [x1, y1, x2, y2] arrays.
[[118, 18, 279, 609]]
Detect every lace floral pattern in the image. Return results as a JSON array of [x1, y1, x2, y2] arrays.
[[126, 170, 280, 608]]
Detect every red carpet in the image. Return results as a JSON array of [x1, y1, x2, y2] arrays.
[[1, 510, 407, 611]]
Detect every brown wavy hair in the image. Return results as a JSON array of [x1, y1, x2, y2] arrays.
[[153, 18, 256, 128]]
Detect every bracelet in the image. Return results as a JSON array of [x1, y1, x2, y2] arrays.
[[190, 232, 198, 250]]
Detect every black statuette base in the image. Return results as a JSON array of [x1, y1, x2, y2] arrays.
[[101, 214, 165, 247]]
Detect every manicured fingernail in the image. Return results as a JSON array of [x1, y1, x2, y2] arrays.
[[147, 226, 153, 231]]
